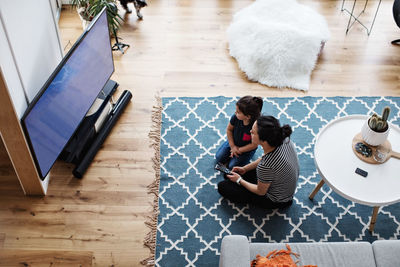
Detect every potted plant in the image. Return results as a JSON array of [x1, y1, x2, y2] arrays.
[[71, 0, 122, 35], [361, 106, 391, 146]]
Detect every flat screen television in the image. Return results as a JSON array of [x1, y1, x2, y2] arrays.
[[21, 7, 114, 180]]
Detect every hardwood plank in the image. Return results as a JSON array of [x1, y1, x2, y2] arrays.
[[0, 249, 92, 266], [0, 233, 4, 248], [0, 204, 150, 221]]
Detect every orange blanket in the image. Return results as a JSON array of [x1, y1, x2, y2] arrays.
[[251, 244, 317, 267]]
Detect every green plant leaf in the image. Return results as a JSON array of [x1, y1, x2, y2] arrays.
[[74, 0, 122, 34]]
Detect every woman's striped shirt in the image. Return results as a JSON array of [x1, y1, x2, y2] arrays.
[[256, 138, 299, 202]]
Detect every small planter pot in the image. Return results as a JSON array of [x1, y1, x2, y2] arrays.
[[81, 19, 90, 30], [361, 119, 389, 146], [77, 8, 92, 30]]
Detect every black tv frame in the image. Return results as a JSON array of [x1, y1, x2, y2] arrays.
[[21, 7, 114, 180]]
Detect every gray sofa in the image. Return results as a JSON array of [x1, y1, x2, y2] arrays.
[[220, 235, 400, 267]]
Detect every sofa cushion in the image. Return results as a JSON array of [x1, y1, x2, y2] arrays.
[[372, 240, 400, 267], [219, 235, 250, 267], [250, 242, 375, 267]]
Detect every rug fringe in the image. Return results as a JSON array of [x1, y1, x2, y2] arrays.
[[141, 95, 162, 266]]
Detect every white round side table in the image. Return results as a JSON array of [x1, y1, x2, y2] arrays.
[[309, 115, 400, 232]]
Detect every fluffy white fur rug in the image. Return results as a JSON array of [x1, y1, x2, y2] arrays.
[[227, 0, 330, 91]]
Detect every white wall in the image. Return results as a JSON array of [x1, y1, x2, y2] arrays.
[[0, 24, 27, 118], [0, 0, 63, 118]]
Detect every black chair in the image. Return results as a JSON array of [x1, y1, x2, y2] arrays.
[[392, 0, 400, 44]]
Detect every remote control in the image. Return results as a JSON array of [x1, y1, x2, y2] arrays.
[[355, 167, 368, 177], [215, 163, 232, 175]]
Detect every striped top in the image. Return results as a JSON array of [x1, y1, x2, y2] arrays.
[[256, 138, 299, 202]]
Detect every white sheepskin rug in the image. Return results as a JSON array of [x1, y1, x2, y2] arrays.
[[227, 0, 330, 91]]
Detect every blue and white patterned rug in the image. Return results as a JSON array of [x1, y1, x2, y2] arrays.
[[155, 96, 400, 266]]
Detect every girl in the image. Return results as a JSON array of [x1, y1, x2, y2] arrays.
[[215, 95, 263, 170]]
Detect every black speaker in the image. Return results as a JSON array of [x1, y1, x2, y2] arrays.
[[392, 0, 400, 44]]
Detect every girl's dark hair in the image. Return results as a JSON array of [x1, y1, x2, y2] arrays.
[[256, 116, 292, 147], [236, 96, 263, 125]]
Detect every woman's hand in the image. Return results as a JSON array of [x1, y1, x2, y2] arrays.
[[232, 166, 246, 175], [226, 172, 241, 183], [230, 146, 241, 157]]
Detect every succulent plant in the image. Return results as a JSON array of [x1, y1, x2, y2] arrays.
[[368, 106, 390, 132], [382, 106, 390, 121]]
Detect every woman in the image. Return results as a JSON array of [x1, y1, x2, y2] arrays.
[[217, 115, 299, 209]]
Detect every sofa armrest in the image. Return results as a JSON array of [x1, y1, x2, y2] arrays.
[[372, 240, 400, 267], [219, 235, 250, 267]]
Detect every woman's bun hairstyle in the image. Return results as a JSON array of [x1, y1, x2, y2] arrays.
[[281, 124, 292, 139], [257, 116, 292, 147], [236, 96, 263, 125]]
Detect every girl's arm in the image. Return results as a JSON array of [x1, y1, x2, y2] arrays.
[[227, 123, 241, 156], [226, 123, 235, 148]]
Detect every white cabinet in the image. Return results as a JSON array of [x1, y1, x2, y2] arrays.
[[0, 0, 63, 111], [0, 0, 64, 195]]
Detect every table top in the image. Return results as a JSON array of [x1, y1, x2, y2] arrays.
[[314, 115, 400, 207]]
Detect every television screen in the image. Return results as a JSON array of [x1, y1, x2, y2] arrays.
[[21, 8, 114, 179]]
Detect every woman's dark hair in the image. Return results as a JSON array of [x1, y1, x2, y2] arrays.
[[256, 116, 292, 147], [236, 95, 263, 125]]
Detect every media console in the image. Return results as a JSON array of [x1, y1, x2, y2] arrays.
[[60, 80, 132, 178], [21, 9, 128, 182]]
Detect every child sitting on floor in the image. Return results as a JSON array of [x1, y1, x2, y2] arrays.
[[215, 95, 263, 170]]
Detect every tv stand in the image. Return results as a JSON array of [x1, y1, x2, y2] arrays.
[[60, 80, 132, 178]]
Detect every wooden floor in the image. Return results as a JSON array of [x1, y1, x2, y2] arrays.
[[1, 0, 400, 265]]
